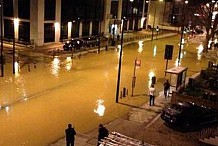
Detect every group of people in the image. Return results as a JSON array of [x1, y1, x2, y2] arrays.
[[148, 79, 171, 106], [65, 123, 109, 146]]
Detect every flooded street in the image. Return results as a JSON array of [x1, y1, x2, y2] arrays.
[[0, 35, 208, 145]]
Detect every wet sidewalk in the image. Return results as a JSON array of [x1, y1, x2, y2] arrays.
[[50, 91, 171, 146]]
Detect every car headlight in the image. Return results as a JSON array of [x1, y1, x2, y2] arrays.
[[170, 117, 177, 123]]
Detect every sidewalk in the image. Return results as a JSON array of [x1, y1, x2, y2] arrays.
[[50, 92, 171, 146]]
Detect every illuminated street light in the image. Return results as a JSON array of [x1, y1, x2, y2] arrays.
[[0, 0, 3, 77]]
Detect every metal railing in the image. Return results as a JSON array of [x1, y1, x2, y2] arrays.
[[199, 125, 218, 140]]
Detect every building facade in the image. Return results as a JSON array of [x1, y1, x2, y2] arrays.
[[2, 0, 178, 47], [1, 0, 150, 47]]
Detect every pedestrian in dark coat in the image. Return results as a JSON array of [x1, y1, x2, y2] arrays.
[[65, 124, 76, 146], [163, 79, 170, 98], [97, 124, 109, 145]]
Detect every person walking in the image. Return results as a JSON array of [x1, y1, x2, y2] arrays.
[[65, 124, 76, 146], [98, 124, 109, 146], [149, 84, 156, 106], [163, 79, 170, 98]]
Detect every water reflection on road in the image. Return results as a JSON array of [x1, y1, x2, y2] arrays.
[[0, 35, 208, 145]]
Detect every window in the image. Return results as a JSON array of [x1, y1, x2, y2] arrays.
[[45, 0, 56, 20], [18, 0, 30, 19]]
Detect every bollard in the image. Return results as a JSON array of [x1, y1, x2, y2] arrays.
[[126, 89, 128, 95], [105, 45, 108, 51], [120, 91, 123, 99], [123, 87, 126, 97], [34, 61, 36, 68]]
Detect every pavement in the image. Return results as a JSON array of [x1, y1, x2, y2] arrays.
[[50, 91, 172, 146]]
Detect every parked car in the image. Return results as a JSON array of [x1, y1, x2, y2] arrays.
[[161, 102, 218, 128], [82, 36, 100, 47], [63, 38, 83, 51]]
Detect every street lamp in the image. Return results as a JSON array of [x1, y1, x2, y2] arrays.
[[12, 0, 16, 74], [115, 17, 125, 103], [177, 0, 188, 66], [0, 0, 3, 77]]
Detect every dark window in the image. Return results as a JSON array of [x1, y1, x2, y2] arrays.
[[111, 1, 118, 18], [18, 0, 30, 19], [19, 21, 30, 41], [3, 0, 13, 17], [61, 0, 104, 22], [121, 0, 143, 19], [92, 21, 99, 36], [60, 22, 68, 40], [4, 19, 14, 39], [44, 23, 55, 43], [82, 21, 89, 36], [45, 0, 56, 20], [129, 19, 133, 30], [71, 21, 79, 38]]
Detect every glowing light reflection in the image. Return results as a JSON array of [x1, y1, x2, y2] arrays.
[[116, 45, 123, 70], [14, 61, 20, 77], [197, 44, 204, 60], [175, 58, 181, 67], [148, 70, 155, 87], [153, 46, 157, 57], [65, 57, 73, 71], [5, 106, 9, 113], [94, 99, 105, 116], [51, 57, 60, 77], [138, 41, 143, 53]]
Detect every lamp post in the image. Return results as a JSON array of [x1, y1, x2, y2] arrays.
[[0, 0, 3, 77], [115, 17, 125, 103], [177, 0, 188, 66], [12, 0, 16, 74], [98, 0, 104, 54]]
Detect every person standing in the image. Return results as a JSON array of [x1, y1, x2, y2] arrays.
[[65, 124, 76, 146], [98, 124, 109, 146], [149, 84, 156, 106], [163, 79, 170, 98]]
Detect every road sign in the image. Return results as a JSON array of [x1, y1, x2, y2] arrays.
[[135, 60, 141, 66]]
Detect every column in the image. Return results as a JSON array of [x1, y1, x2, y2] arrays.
[[55, 0, 61, 43], [146, 0, 151, 29], [140, 0, 146, 28], [68, 22, 72, 39], [30, 0, 44, 46], [89, 21, 93, 36], [117, 0, 122, 34], [127, 20, 129, 31], [102, 0, 111, 36], [79, 21, 83, 37], [117, 0, 122, 20], [133, 19, 135, 30]]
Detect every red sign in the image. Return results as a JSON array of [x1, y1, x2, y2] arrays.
[[135, 60, 141, 66]]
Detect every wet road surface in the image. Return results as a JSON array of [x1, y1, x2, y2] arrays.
[[0, 35, 208, 145]]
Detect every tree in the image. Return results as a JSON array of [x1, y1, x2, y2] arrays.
[[196, 1, 218, 52]]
